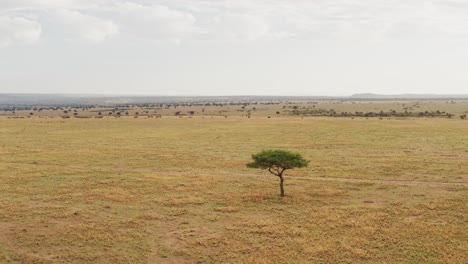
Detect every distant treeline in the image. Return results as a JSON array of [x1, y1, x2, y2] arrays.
[[289, 108, 463, 119]]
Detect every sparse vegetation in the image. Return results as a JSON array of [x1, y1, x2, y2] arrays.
[[2, 99, 467, 119]]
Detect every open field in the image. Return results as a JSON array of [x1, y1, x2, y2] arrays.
[[0, 117, 467, 263]]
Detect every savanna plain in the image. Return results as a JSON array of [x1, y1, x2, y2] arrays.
[[0, 103, 467, 263]]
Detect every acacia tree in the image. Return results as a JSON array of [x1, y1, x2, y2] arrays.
[[247, 150, 309, 197]]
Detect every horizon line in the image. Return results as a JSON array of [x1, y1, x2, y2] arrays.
[[2, 92, 468, 97]]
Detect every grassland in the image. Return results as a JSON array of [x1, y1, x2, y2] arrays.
[[0, 116, 467, 263]]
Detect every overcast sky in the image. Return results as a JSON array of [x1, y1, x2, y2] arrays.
[[1, 0, 467, 96]]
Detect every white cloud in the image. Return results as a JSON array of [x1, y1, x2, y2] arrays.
[[55, 9, 118, 42], [0, 0, 467, 46], [0, 16, 42, 47], [106, 2, 198, 42]]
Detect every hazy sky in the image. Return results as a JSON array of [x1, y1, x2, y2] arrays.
[[1, 0, 468, 96]]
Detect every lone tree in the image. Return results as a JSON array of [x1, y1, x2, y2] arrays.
[[247, 150, 309, 197]]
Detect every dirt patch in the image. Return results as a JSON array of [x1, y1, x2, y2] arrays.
[[0, 222, 16, 243], [147, 255, 194, 264]]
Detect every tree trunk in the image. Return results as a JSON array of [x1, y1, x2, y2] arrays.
[[279, 176, 285, 197]]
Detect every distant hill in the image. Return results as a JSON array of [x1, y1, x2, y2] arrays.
[[350, 93, 468, 99]]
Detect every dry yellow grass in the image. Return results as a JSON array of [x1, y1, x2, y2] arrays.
[[0, 117, 467, 263]]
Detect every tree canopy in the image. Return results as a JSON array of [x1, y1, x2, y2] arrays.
[[247, 150, 309, 173]]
